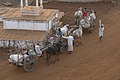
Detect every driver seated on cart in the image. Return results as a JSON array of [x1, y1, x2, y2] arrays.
[[22, 44, 42, 57], [22, 48, 35, 58], [34, 43, 42, 57]]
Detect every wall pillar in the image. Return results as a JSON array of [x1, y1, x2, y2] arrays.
[[20, 0, 23, 14], [25, 0, 28, 6], [36, 0, 39, 7], [36, 0, 39, 14], [40, 0, 43, 9]]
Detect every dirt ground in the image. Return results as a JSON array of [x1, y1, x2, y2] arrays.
[[0, 2, 120, 80]]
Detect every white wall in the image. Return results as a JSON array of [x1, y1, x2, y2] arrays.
[[57, 0, 100, 2], [0, 17, 3, 22], [4, 20, 18, 29], [0, 40, 33, 48], [0, 40, 10, 47], [4, 20, 49, 31], [49, 20, 52, 30]]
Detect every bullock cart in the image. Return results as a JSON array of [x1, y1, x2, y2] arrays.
[[5, 31, 68, 72], [0, 28, 53, 71], [8, 40, 54, 72]]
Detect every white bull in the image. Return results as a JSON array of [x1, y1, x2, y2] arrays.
[[89, 10, 96, 27], [8, 54, 28, 66], [90, 10, 96, 20], [8, 49, 36, 66], [80, 18, 91, 29], [60, 24, 69, 36], [73, 26, 83, 44], [8, 44, 42, 66], [80, 10, 96, 28], [74, 7, 83, 26], [74, 8, 83, 19]]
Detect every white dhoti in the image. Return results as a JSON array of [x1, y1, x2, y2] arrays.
[[68, 46, 73, 51], [99, 31, 104, 37], [62, 35, 74, 52], [99, 26, 104, 38], [98, 21, 104, 38]]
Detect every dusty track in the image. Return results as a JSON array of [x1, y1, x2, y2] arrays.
[[0, 2, 120, 80]]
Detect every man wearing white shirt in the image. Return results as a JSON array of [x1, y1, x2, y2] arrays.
[[99, 19, 104, 41]]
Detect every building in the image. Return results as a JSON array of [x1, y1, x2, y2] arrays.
[[1, 0, 64, 31], [0, 0, 64, 47]]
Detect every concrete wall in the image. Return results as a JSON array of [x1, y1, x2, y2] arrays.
[[0, 17, 3, 22], [3, 20, 50, 31], [56, 0, 101, 2], [0, 40, 33, 48]]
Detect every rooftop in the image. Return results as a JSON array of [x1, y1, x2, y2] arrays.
[[0, 7, 62, 21]]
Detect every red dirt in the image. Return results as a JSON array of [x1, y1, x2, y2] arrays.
[[0, 2, 120, 80]]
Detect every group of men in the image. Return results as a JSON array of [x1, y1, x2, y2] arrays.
[[56, 19, 104, 54], [36, 8, 105, 55], [56, 27, 74, 54], [78, 7, 105, 40], [24, 22, 104, 58], [23, 19, 104, 56], [76, 7, 91, 19]]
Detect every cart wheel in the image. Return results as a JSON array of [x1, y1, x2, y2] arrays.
[[60, 43, 68, 53], [23, 55, 38, 72]]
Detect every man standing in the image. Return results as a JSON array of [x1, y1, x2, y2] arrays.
[[56, 28, 63, 42], [99, 19, 105, 41], [62, 33, 74, 54], [83, 8, 88, 19]]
